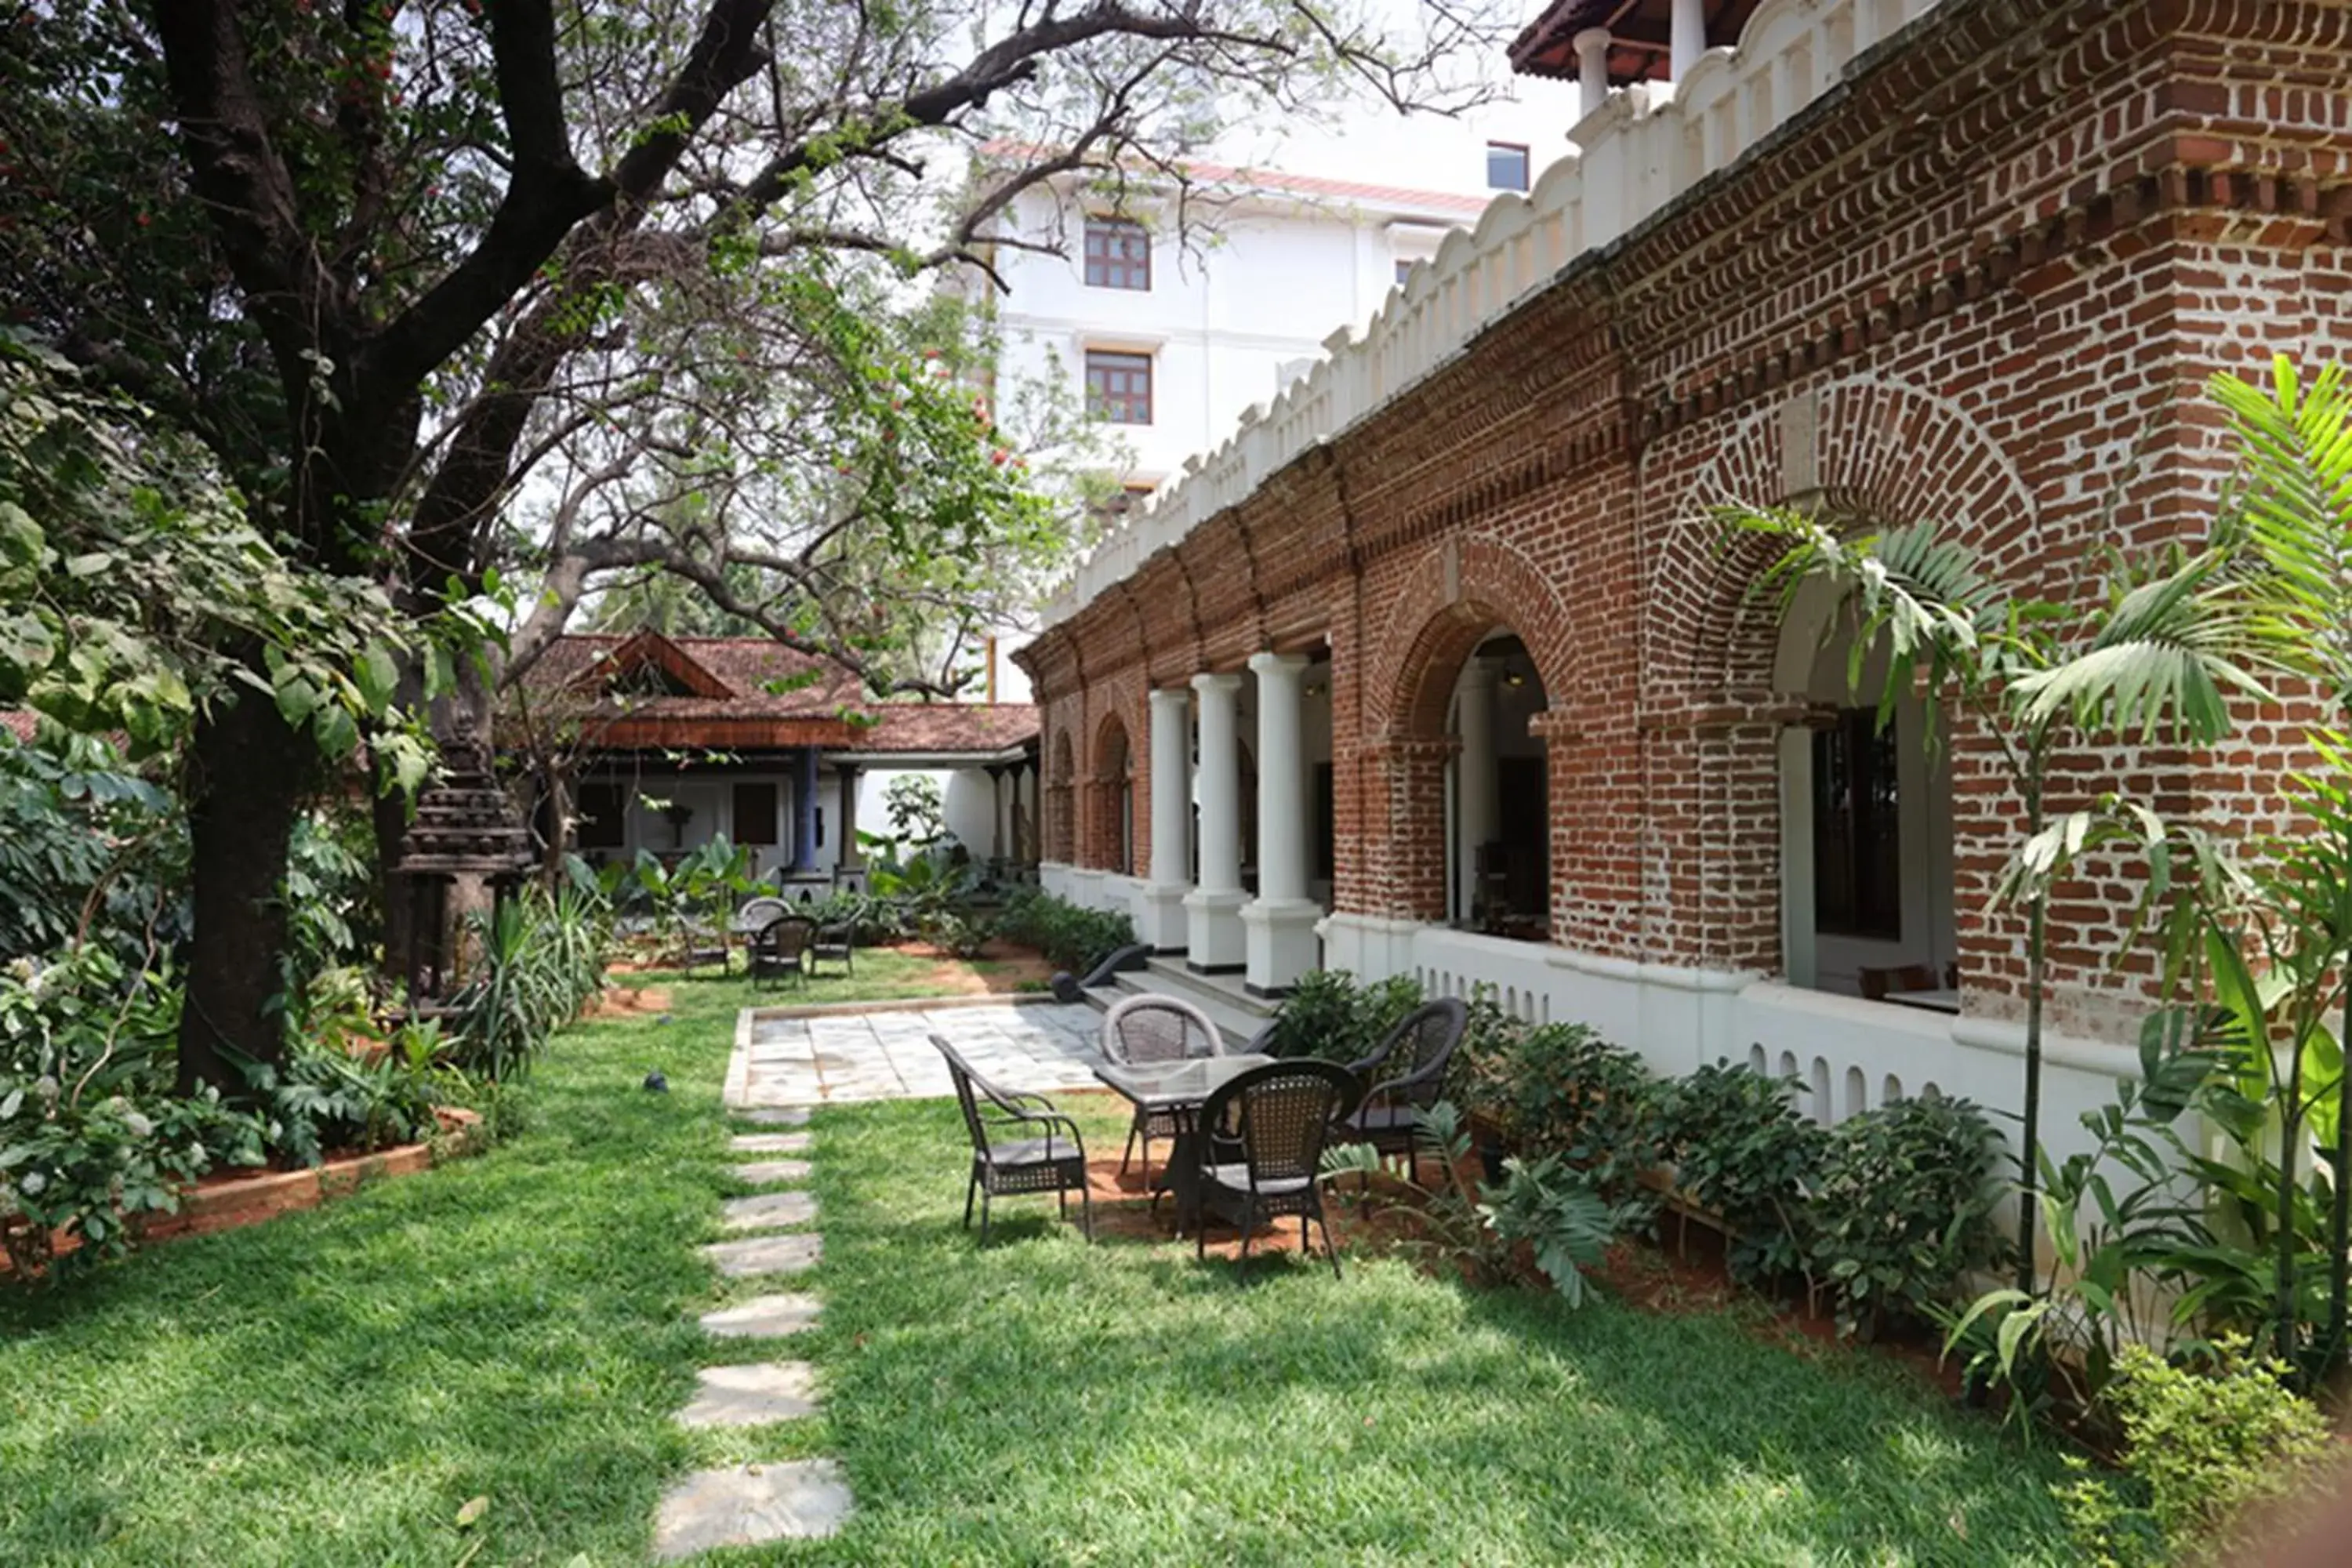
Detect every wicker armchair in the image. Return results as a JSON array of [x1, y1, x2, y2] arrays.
[[808, 917, 856, 979], [748, 915, 816, 990], [1100, 993, 1224, 1185], [928, 1033, 1093, 1243], [1196, 1059, 1362, 1279], [1338, 998, 1468, 1176], [731, 897, 789, 975]]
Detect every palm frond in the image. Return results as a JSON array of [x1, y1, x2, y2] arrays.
[[2210, 358, 2352, 699]]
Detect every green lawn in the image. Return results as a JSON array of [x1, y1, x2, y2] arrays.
[[1, 967, 2074, 1566]]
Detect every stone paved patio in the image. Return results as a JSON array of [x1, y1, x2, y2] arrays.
[[731, 1000, 1105, 1107]]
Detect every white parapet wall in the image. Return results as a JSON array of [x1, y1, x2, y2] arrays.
[[1321, 911, 2131, 1171], [1040, 0, 1949, 633]]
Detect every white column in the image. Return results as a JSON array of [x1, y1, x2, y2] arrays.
[[1242, 652, 1319, 995], [1456, 657, 1501, 926], [1574, 27, 1611, 120], [1138, 687, 1194, 952], [1182, 672, 1247, 971], [1671, 0, 1704, 82]]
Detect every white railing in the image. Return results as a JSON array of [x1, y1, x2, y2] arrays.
[[1319, 911, 2132, 1167], [1041, 0, 1949, 630]]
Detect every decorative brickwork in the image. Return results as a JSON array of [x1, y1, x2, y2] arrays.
[[1021, 0, 2352, 1044]]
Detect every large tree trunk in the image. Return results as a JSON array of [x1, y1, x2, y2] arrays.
[[176, 691, 310, 1098]]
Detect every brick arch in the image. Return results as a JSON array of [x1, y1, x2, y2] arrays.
[[1647, 374, 2041, 712], [1369, 531, 1578, 742], [1635, 374, 2040, 977], [1359, 531, 1577, 926], [1087, 710, 1135, 872]]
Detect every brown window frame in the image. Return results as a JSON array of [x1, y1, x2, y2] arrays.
[[1083, 217, 1151, 291], [731, 780, 779, 848], [1813, 707, 1903, 941], [1084, 350, 1154, 426]]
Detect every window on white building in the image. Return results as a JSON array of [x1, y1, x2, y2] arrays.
[[731, 781, 779, 848], [1084, 350, 1153, 424], [1486, 141, 1530, 192], [1083, 218, 1151, 290], [1394, 258, 1414, 285], [576, 781, 626, 849]]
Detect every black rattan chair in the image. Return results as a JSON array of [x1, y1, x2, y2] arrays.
[[929, 1033, 1093, 1243], [748, 915, 815, 990], [1100, 993, 1224, 1186], [1196, 1059, 1361, 1279], [1338, 998, 1468, 1177]]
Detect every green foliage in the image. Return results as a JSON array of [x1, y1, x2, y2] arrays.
[[0, 728, 186, 967], [445, 882, 613, 1084], [992, 887, 1134, 975], [1261, 968, 1425, 1062], [2057, 1338, 2333, 1566], [0, 332, 416, 766], [1654, 1061, 1824, 1285], [624, 837, 753, 964], [1468, 1017, 1660, 1209], [919, 909, 993, 961], [0, 945, 260, 1282], [880, 773, 947, 849], [1321, 1100, 1622, 1304], [1807, 1094, 2005, 1337], [239, 1035, 442, 1171]]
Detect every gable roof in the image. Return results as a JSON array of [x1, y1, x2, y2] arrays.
[[515, 633, 1036, 757]]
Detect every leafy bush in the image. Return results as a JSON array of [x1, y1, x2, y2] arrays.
[[919, 909, 993, 960], [809, 888, 906, 947], [1261, 969, 1425, 1062], [0, 946, 261, 1281], [241, 1034, 442, 1168], [1321, 1100, 1623, 1303], [1655, 1060, 1824, 1285], [2056, 1337, 2334, 1565], [993, 888, 1135, 975], [0, 731, 187, 968], [445, 879, 612, 1083], [1806, 1094, 2003, 1336], [1470, 1019, 1660, 1208]]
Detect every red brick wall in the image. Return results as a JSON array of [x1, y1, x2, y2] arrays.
[[1020, 0, 2352, 1036]]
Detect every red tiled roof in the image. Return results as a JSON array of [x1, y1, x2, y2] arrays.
[[980, 139, 1490, 218], [517, 634, 1036, 756]]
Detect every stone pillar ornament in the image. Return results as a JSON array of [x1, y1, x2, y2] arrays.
[[1241, 652, 1319, 995], [1574, 27, 1611, 120], [1182, 672, 1247, 971]]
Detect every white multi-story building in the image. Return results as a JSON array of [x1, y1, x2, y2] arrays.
[[968, 70, 1577, 703]]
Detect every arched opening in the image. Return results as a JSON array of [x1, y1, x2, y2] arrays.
[[1092, 715, 1134, 874], [1775, 574, 1958, 1005], [1445, 631, 1551, 939]]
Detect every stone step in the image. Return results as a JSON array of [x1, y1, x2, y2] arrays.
[[1087, 967, 1276, 1053], [735, 1107, 811, 1127], [730, 1132, 812, 1155], [720, 1192, 818, 1231], [1143, 955, 1280, 1020], [732, 1159, 813, 1185], [699, 1293, 822, 1339], [652, 1459, 852, 1559], [673, 1362, 820, 1428], [703, 1232, 822, 1279]]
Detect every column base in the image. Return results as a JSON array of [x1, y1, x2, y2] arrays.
[[1137, 882, 1192, 953], [1241, 898, 1323, 996], [1182, 887, 1248, 972]]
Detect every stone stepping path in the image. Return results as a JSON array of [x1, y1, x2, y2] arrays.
[[732, 1158, 812, 1185], [704, 1230, 822, 1279], [735, 1106, 811, 1127], [720, 1191, 818, 1231], [652, 1460, 853, 1560], [700, 1292, 822, 1339], [674, 1362, 821, 1428], [730, 1131, 811, 1154]]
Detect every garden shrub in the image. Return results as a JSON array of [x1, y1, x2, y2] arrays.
[[445, 878, 612, 1083], [1262, 969, 1425, 1062], [2056, 1337, 2334, 1566], [993, 888, 1134, 975], [1654, 1060, 1824, 1285], [1805, 1093, 2004, 1336], [0, 946, 263, 1281], [1472, 1019, 1661, 1210]]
